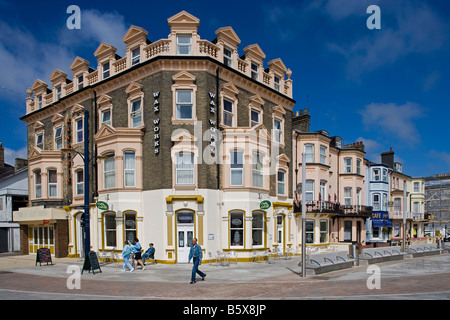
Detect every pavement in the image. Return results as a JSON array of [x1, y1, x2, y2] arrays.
[[0, 252, 449, 302]]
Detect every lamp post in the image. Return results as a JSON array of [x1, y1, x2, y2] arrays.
[[63, 110, 108, 260], [301, 152, 306, 277]]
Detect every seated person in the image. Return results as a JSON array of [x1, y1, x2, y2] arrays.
[[142, 243, 155, 264]]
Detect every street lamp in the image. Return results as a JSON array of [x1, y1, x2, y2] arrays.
[[62, 110, 108, 262]]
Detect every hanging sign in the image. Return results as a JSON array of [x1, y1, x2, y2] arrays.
[[96, 201, 109, 210], [260, 200, 271, 210]]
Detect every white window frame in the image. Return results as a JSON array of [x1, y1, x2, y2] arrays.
[[130, 99, 142, 128], [274, 76, 280, 91], [103, 154, 115, 189], [103, 61, 110, 79], [76, 169, 84, 196], [344, 187, 352, 206], [223, 47, 232, 67], [344, 158, 352, 173], [252, 152, 264, 189], [357, 159, 361, 175], [176, 90, 193, 120], [320, 146, 326, 165], [373, 193, 380, 211], [230, 150, 244, 187], [35, 170, 42, 199], [36, 133, 44, 149], [273, 118, 282, 144], [54, 126, 62, 151], [177, 35, 192, 55], [131, 47, 140, 66], [305, 144, 314, 163], [124, 151, 136, 187], [250, 109, 260, 127], [37, 95, 42, 109], [305, 180, 314, 202], [78, 75, 84, 90], [175, 152, 194, 186], [223, 98, 234, 127], [48, 169, 57, 198], [76, 118, 83, 144], [373, 168, 380, 181], [102, 109, 111, 126], [277, 170, 286, 195], [251, 63, 258, 80]]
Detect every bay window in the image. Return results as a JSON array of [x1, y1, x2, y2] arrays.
[[124, 151, 136, 187], [176, 90, 193, 120], [103, 154, 115, 189], [230, 150, 243, 186]]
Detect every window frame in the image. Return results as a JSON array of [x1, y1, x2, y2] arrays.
[[54, 126, 63, 151], [252, 151, 264, 189], [175, 152, 195, 186], [176, 89, 193, 120], [230, 150, 244, 187], [305, 144, 314, 163], [130, 98, 142, 128], [177, 35, 192, 55], [252, 211, 265, 248], [277, 170, 286, 196], [131, 47, 140, 65], [34, 170, 42, 199], [251, 63, 258, 80], [222, 98, 234, 127], [344, 158, 352, 173], [230, 211, 244, 248], [48, 169, 57, 198], [124, 151, 136, 187], [76, 169, 84, 196], [103, 61, 110, 79], [223, 47, 233, 67], [103, 153, 115, 189]]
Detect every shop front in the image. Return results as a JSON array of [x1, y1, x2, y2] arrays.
[[13, 206, 69, 257]]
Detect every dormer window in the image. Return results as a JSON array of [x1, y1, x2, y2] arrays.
[[131, 47, 140, 66], [78, 75, 84, 89], [274, 76, 280, 91], [37, 95, 43, 109], [103, 62, 110, 79], [223, 47, 232, 67], [251, 63, 258, 80], [177, 35, 192, 55], [56, 86, 61, 100]]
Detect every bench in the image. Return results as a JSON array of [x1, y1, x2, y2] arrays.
[[359, 246, 405, 264], [300, 251, 355, 275], [407, 244, 441, 258]]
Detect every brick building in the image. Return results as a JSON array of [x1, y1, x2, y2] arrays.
[[17, 11, 296, 262]]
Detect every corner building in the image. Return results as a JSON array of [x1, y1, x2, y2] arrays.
[[19, 11, 295, 262]]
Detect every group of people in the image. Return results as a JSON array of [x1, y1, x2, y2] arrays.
[[122, 238, 155, 272], [121, 237, 206, 284]]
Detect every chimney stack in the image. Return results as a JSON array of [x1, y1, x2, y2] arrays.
[[381, 147, 395, 169]]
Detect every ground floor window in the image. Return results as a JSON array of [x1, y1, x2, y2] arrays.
[[320, 220, 328, 243], [104, 212, 116, 248], [30, 226, 55, 254], [124, 211, 136, 243], [230, 211, 244, 247], [305, 220, 314, 243], [252, 211, 264, 247]]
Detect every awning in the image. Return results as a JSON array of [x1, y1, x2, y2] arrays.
[[372, 220, 384, 227], [372, 219, 393, 227], [13, 205, 68, 223]]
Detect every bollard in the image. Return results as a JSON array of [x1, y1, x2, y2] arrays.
[[350, 242, 359, 266]]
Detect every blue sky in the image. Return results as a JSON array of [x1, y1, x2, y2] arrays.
[[0, 0, 449, 177]]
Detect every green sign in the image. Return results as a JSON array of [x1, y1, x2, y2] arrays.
[[260, 200, 271, 210], [96, 201, 109, 210]]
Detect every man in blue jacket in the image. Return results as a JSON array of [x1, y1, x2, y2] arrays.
[[188, 237, 206, 284]]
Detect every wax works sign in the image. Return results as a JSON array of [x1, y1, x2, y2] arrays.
[[153, 91, 161, 154]]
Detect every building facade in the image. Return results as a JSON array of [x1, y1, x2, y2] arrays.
[[425, 173, 450, 238], [0, 144, 28, 253], [292, 128, 372, 249], [17, 11, 296, 262]]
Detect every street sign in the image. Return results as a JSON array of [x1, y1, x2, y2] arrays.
[[96, 201, 109, 210], [260, 200, 271, 210]]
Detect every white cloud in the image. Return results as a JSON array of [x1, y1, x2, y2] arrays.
[[326, 3, 449, 79], [429, 150, 450, 167], [0, 9, 128, 103], [3, 146, 27, 166], [358, 102, 426, 146]]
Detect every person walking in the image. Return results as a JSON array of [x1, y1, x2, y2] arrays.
[[133, 238, 145, 270], [188, 237, 206, 284], [122, 240, 134, 272]]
